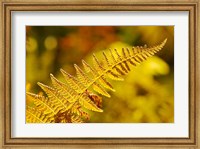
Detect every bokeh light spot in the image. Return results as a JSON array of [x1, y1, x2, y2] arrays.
[[44, 36, 57, 50]]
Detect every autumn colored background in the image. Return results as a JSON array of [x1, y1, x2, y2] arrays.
[[26, 26, 174, 123]]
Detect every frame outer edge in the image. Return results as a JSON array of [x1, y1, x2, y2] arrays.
[[3, 2, 12, 147], [0, 0, 199, 148], [0, 0, 4, 148], [197, 2, 199, 149], [0, 0, 199, 4], [189, 3, 196, 146]]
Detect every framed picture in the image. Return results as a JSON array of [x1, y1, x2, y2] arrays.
[[1, 0, 199, 148]]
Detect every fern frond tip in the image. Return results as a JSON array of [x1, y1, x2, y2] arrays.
[[99, 109, 103, 112], [26, 91, 32, 96], [50, 73, 56, 81], [26, 92, 36, 99], [161, 38, 167, 47], [37, 82, 53, 91], [60, 68, 64, 73], [37, 82, 46, 89], [50, 73, 56, 83], [50, 73, 54, 77]]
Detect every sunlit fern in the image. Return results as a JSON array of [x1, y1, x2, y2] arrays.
[[26, 38, 167, 123]]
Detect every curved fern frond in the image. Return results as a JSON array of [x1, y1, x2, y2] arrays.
[[72, 38, 167, 97], [26, 38, 167, 123]]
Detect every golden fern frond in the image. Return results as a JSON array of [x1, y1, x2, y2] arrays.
[[26, 38, 167, 123], [72, 38, 167, 97]]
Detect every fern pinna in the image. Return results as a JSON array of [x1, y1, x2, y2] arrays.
[[26, 38, 167, 123]]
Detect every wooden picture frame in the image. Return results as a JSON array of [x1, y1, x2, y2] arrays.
[[0, 0, 199, 148]]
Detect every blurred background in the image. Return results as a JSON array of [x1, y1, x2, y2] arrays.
[[26, 26, 174, 123]]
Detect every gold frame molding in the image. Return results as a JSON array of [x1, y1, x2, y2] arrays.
[[0, 0, 199, 148]]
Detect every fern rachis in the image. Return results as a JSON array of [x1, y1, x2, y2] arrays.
[[26, 39, 167, 123]]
